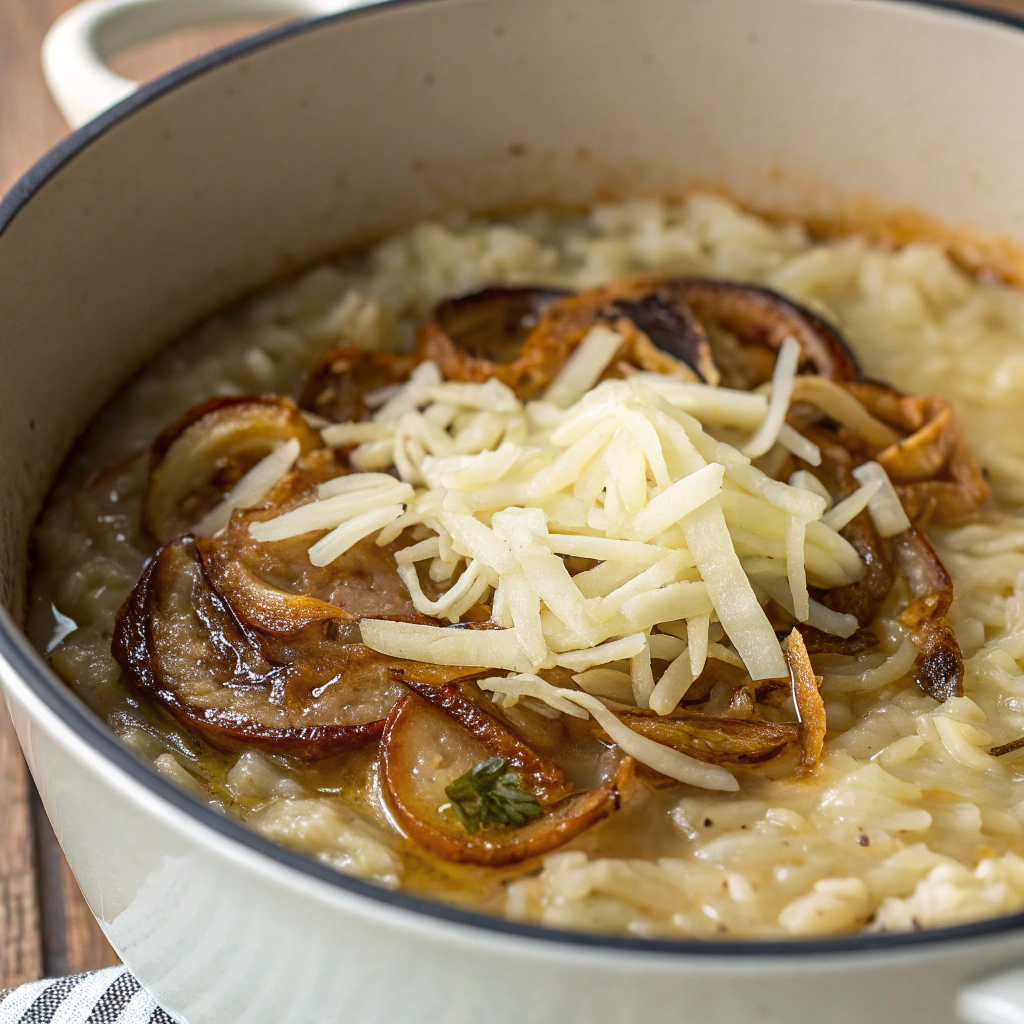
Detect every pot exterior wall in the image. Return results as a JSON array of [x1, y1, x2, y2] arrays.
[[6, 661, 1024, 1024]]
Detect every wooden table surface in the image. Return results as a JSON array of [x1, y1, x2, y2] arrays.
[[4, 0, 1024, 993]]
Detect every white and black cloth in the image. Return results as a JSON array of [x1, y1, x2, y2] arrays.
[[0, 967, 175, 1024]]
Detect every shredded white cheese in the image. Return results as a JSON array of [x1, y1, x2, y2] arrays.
[[194, 438, 301, 538], [542, 325, 625, 408], [742, 336, 801, 458], [630, 636, 656, 709], [572, 668, 634, 701], [359, 619, 530, 672], [623, 462, 724, 542], [243, 344, 874, 781], [786, 516, 810, 623], [687, 614, 710, 677], [789, 376, 901, 452], [821, 478, 882, 532], [777, 424, 822, 466], [681, 500, 787, 680], [302, 360, 860, 679], [788, 470, 833, 508], [477, 674, 739, 791], [754, 573, 859, 639], [852, 461, 912, 537], [309, 505, 405, 566], [648, 648, 695, 715], [249, 480, 413, 542]]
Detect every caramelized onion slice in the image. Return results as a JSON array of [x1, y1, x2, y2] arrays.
[[802, 438, 963, 702], [823, 507, 896, 628], [844, 382, 990, 524], [789, 377, 902, 452], [787, 628, 826, 778], [189, 449, 434, 630], [892, 528, 964, 701], [142, 396, 322, 544], [604, 291, 718, 384], [196, 537, 353, 634], [669, 658, 748, 707], [418, 280, 722, 398], [211, 500, 435, 627], [381, 693, 630, 865], [112, 537, 457, 757], [516, 275, 856, 395], [766, 598, 879, 656], [615, 710, 798, 766], [670, 278, 860, 388], [415, 287, 569, 397], [432, 286, 571, 365], [791, 625, 879, 657], [518, 279, 718, 392], [810, 449, 897, 628], [299, 348, 415, 424], [990, 737, 1024, 758], [399, 679, 574, 805]]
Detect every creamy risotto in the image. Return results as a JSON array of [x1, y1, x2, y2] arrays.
[[27, 194, 1024, 939]]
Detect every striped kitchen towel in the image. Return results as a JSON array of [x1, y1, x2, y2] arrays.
[[0, 967, 175, 1024]]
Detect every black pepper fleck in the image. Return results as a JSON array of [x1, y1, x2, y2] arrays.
[[704, 818, 713, 827], [857, 834, 870, 847]]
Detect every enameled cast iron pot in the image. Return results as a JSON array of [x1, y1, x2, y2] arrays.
[[5, 1, 1024, 1020]]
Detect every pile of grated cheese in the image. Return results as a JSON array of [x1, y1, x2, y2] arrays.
[[240, 327, 911, 789]]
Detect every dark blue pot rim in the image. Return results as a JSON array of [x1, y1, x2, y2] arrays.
[[2, 0, 1022, 960]]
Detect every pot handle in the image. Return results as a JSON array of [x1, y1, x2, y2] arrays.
[[959, 969, 1024, 1024], [42, 0, 364, 129]]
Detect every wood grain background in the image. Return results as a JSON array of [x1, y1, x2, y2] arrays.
[[3, 0, 1024, 992]]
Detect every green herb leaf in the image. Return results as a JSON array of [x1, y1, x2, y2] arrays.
[[444, 757, 543, 833]]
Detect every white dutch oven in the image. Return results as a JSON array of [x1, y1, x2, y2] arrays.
[[5, 1, 1024, 1020]]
